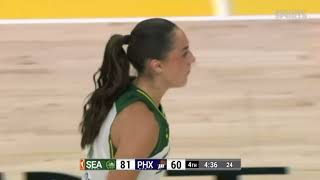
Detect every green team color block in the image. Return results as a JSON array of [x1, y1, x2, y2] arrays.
[[84, 159, 116, 170]]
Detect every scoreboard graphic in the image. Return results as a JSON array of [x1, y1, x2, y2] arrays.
[[80, 159, 241, 171]]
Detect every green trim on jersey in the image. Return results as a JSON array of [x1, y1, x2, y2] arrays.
[[109, 138, 115, 158], [109, 84, 170, 158]]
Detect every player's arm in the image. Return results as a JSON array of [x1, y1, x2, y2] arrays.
[[106, 101, 159, 180]]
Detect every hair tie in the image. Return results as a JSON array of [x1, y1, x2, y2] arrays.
[[123, 35, 131, 45]]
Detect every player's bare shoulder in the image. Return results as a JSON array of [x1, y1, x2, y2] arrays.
[[117, 101, 158, 128], [111, 101, 159, 149]]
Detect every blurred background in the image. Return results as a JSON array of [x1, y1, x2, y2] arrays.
[[0, 0, 319, 180]]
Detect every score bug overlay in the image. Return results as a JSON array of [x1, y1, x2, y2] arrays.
[[80, 158, 241, 170]]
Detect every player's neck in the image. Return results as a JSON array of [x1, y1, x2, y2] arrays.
[[133, 77, 167, 107]]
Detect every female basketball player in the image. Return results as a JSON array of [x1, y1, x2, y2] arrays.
[[80, 18, 195, 180]]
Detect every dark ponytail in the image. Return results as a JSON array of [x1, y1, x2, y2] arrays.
[[80, 18, 178, 149], [80, 34, 130, 149]]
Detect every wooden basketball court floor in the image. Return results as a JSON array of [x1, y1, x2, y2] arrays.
[[0, 20, 319, 179]]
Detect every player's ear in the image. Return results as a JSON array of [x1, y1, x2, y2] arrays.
[[148, 59, 163, 74]]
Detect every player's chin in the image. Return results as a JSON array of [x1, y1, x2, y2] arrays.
[[172, 77, 189, 88]]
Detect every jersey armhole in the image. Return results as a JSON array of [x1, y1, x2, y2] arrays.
[[108, 98, 161, 158]]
